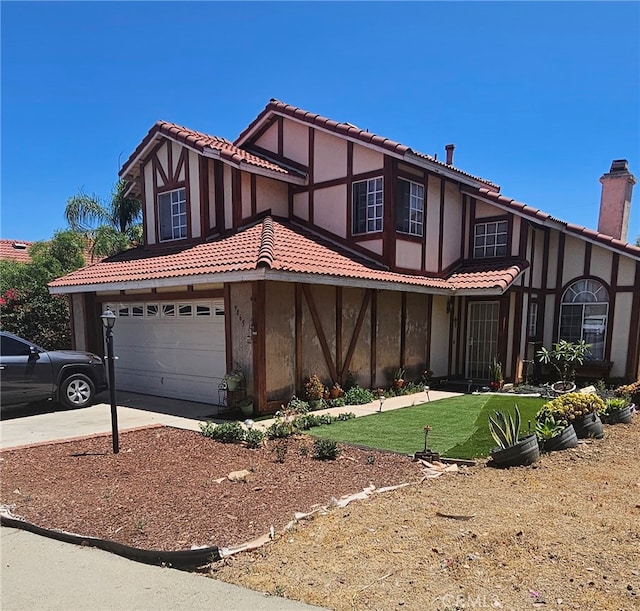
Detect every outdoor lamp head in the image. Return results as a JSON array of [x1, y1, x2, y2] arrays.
[[101, 308, 116, 330]]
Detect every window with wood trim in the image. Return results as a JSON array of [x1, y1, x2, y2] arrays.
[[559, 279, 608, 361], [352, 177, 383, 234], [396, 178, 424, 236], [158, 188, 187, 242], [473, 220, 508, 258]]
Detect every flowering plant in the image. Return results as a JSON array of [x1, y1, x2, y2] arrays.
[[304, 374, 325, 401]]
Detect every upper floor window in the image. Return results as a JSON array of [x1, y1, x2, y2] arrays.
[[352, 177, 383, 234], [474, 220, 508, 258], [158, 188, 187, 242], [559, 279, 608, 361], [396, 179, 424, 237]]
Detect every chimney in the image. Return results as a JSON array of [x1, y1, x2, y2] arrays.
[[597, 159, 636, 242], [445, 144, 455, 166]]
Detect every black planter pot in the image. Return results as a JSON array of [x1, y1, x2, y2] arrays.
[[602, 405, 634, 425], [572, 413, 604, 439], [490, 434, 540, 468], [542, 425, 579, 452]]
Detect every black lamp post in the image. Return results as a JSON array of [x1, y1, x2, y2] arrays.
[[100, 307, 119, 454]]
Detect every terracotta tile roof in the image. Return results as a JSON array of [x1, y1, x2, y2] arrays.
[[471, 187, 640, 259], [49, 218, 526, 295], [236, 99, 499, 188], [120, 121, 299, 180], [0, 240, 33, 263], [447, 259, 529, 293]]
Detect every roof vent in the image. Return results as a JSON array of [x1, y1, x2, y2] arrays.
[[12, 242, 28, 250]]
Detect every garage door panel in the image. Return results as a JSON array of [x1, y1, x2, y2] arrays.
[[104, 299, 226, 405]]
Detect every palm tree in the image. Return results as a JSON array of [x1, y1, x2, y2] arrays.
[[65, 179, 142, 257]]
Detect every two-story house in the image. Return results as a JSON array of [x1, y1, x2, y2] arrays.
[[50, 100, 639, 412]]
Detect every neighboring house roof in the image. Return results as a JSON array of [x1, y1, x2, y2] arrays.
[[0, 240, 33, 263], [235, 99, 500, 189], [466, 186, 640, 260], [48, 217, 525, 296], [120, 120, 305, 186]]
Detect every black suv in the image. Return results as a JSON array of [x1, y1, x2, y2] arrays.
[[0, 331, 108, 409]]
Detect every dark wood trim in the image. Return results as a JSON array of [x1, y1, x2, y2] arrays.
[[167, 141, 173, 185], [183, 149, 192, 240], [277, 116, 284, 158], [252, 281, 267, 411], [459, 297, 467, 378], [438, 177, 445, 271], [232, 168, 241, 228], [224, 283, 232, 373], [625, 261, 640, 379], [383, 157, 395, 268], [396, 233, 423, 245], [308, 128, 314, 223], [528, 225, 536, 289], [295, 283, 302, 391], [245, 116, 278, 149], [251, 174, 257, 217], [552, 233, 566, 339], [336, 287, 343, 378], [301, 284, 339, 382], [447, 297, 455, 376], [519, 216, 528, 259], [199, 156, 209, 235], [400, 292, 407, 369], [214, 160, 225, 232], [140, 157, 149, 245], [245, 143, 309, 174], [397, 168, 426, 182], [467, 198, 477, 259], [370, 290, 377, 389], [347, 141, 353, 180], [605, 254, 619, 361], [498, 294, 510, 366], [584, 242, 592, 277], [99, 289, 224, 302], [341, 289, 372, 381]]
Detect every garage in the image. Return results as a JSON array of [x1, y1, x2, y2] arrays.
[[102, 299, 226, 405]]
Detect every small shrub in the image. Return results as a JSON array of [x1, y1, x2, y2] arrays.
[[313, 438, 340, 460], [199, 421, 217, 438], [344, 385, 375, 405], [272, 440, 288, 463], [488, 405, 522, 449], [336, 412, 356, 421], [202, 421, 246, 443], [245, 428, 265, 448], [536, 392, 606, 426], [366, 454, 376, 465], [287, 395, 309, 413], [293, 413, 321, 430], [327, 397, 346, 408], [265, 419, 294, 439], [304, 374, 325, 401], [615, 380, 640, 405]]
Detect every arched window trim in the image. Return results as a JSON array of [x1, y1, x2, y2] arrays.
[[558, 278, 609, 361]]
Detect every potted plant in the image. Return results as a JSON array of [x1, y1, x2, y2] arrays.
[[536, 340, 591, 393], [239, 396, 254, 417], [224, 369, 244, 392], [329, 382, 344, 399], [614, 379, 640, 407], [601, 396, 634, 424], [488, 405, 540, 467], [304, 374, 325, 410], [535, 413, 578, 452], [538, 392, 605, 439], [488, 356, 504, 391], [393, 367, 406, 389]]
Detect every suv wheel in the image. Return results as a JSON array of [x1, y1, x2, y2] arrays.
[[60, 373, 95, 409]]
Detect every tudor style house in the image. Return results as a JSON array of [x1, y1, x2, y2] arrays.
[[50, 100, 639, 412]]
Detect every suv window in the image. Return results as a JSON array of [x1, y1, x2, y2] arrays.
[[1, 335, 31, 356]]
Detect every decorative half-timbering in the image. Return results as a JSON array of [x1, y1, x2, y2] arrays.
[[50, 101, 640, 413]]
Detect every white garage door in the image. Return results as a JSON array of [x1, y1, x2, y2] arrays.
[[103, 299, 226, 404]]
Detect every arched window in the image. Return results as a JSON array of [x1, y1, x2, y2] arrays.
[[559, 279, 608, 360]]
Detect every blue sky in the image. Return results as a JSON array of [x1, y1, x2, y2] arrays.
[[2, 1, 639, 243]]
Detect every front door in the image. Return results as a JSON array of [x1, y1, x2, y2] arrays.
[[466, 301, 500, 379]]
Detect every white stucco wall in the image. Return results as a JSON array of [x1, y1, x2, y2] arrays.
[[314, 185, 347, 238], [255, 122, 278, 153], [589, 245, 613, 285], [442, 181, 462, 269], [425, 176, 441, 272], [293, 192, 309, 221], [474, 200, 501, 218], [256, 176, 288, 217], [617, 255, 636, 285], [396, 240, 422, 270], [313, 130, 347, 183], [283, 119, 309, 165], [188, 151, 201, 238], [361, 239, 383, 256], [241, 171, 252, 219], [144, 162, 156, 243], [611, 293, 633, 377], [352, 144, 383, 175], [430, 296, 450, 376], [561, 236, 586, 288]]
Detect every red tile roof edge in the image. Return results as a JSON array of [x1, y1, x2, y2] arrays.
[[119, 120, 294, 179], [472, 187, 640, 259], [236, 99, 499, 188]]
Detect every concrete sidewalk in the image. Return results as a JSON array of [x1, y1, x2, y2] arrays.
[[1, 527, 326, 611]]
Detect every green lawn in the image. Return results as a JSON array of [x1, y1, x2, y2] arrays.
[[310, 394, 547, 459]]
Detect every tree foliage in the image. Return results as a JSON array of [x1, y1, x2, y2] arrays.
[[65, 178, 142, 257], [0, 230, 87, 349]]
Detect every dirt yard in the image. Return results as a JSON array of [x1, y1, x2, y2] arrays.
[[1, 420, 639, 610]]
